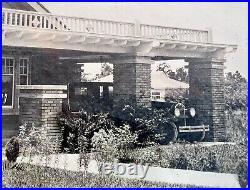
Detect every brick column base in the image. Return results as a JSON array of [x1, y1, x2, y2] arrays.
[[113, 55, 153, 107], [188, 58, 226, 141], [17, 85, 67, 151]]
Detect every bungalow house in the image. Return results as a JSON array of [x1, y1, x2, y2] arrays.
[[2, 2, 237, 144]]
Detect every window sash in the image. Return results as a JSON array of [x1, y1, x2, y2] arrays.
[[2, 57, 15, 108], [19, 58, 29, 85]]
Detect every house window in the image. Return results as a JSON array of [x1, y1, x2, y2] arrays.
[[2, 57, 14, 107], [19, 58, 29, 85], [151, 91, 161, 100]]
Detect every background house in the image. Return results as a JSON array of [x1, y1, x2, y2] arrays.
[[93, 70, 189, 102]]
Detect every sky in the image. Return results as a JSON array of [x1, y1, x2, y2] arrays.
[[43, 2, 248, 78]]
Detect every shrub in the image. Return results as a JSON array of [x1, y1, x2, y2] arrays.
[[59, 110, 117, 153], [18, 123, 59, 156], [225, 110, 248, 145], [224, 71, 248, 111], [111, 103, 175, 147], [124, 143, 247, 187], [91, 124, 138, 162], [59, 103, 175, 153]]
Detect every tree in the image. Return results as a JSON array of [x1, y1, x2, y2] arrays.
[[175, 67, 189, 83], [157, 62, 171, 75], [100, 63, 113, 77], [224, 71, 248, 110], [157, 63, 189, 83]]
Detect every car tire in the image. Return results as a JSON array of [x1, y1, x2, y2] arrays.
[[157, 121, 178, 145]]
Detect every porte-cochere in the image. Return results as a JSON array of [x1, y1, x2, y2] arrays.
[[2, 3, 237, 148]]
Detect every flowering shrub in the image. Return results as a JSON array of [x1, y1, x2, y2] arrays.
[[18, 123, 59, 156], [59, 110, 117, 153], [91, 124, 138, 162]]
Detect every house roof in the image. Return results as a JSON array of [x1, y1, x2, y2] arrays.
[[93, 71, 189, 89], [2, 2, 50, 13]]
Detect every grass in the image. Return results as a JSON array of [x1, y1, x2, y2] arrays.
[[2, 163, 203, 188]]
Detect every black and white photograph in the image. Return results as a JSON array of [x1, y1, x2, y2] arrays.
[[2, 2, 248, 188]]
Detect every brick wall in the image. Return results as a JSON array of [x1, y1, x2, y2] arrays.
[[113, 56, 152, 107], [18, 85, 67, 151], [188, 59, 226, 141]]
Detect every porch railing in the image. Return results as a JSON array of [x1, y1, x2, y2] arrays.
[[2, 8, 209, 43]]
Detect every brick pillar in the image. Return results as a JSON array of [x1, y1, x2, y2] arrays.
[[17, 85, 67, 151], [113, 55, 152, 107], [188, 58, 226, 141]]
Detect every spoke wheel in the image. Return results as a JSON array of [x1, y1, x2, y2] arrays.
[[157, 122, 178, 145]]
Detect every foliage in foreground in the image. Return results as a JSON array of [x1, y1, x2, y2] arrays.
[[2, 163, 202, 188], [58, 104, 174, 153], [225, 110, 248, 145], [123, 143, 248, 188]]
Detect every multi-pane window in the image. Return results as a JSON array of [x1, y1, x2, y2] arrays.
[[151, 91, 161, 100], [19, 58, 29, 85], [2, 57, 14, 106]]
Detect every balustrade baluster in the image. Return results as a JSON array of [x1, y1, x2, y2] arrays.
[[15, 13, 19, 26], [70, 18, 74, 31], [9, 13, 13, 25], [43, 16, 46, 29], [19, 13, 23, 26], [4, 12, 7, 25]]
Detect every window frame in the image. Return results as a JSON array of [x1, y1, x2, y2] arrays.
[[19, 57, 30, 85], [2, 56, 15, 108]]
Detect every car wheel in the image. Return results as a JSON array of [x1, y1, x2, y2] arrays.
[[157, 122, 178, 145]]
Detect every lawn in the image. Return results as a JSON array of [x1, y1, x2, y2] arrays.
[[2, 163, 203, 188]]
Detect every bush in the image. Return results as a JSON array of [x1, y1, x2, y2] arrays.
[[18, 123, 59, 156], [91, 124, 138, 162], [59, 103, 174, 153], [224, 71, 248, 111], [225, 110, 248, 145], [59, 110, 116, 153], [124, 143, 247, 187], [111, 103, 175, 147]]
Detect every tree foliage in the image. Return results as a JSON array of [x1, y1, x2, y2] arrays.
[[224, 71, 248, 110], [157, 63, 189, 83]]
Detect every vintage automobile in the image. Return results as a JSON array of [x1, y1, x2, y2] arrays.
[[152, 99, 210, 144]]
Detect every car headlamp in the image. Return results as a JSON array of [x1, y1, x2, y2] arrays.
[[174, 108, 180, 117], [190, 107, 196, 117]]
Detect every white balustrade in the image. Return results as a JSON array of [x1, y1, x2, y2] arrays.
[[140, 24, 209, 43], [2, 8, 209, 43]]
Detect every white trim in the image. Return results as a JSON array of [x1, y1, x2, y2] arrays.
[[2, 56, 15, 108], [27, 2, 50, 13], [17, 85, 68, 90], [19, 93, 67, 99]]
